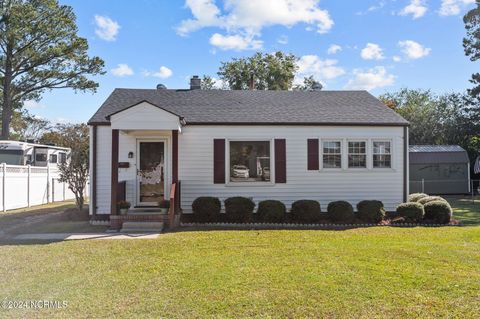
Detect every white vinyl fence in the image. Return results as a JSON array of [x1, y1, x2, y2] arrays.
[[0, 163, 87, 212]]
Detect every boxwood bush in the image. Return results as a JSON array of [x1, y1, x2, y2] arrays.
[[423, 200, 452, 224], [356, 200, 385, 223], [408, 193, 428, 202], [224, 197, 255, 223], [192, 197, 221, 223], [290, 200, 321, 223], [327, 201, 354, 223], [396, 202, 424, 223], [257, 200, 286, 223], [417, 196, 447, 205]]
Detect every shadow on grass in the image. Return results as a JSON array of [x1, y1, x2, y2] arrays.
[[446, 195, 480, 226]]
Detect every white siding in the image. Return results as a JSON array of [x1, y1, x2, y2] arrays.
[[92, 124, 406, 214], [94, 126, 112, 215], [179, 125, 405, 212], [110, 102, 180, 130]]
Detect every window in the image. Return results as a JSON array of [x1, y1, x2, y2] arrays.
[[59, 152, 67, 164], [348, 141, 366, 168], [322, 141, 342, 168], [49, 154, 58, 163], [229, 141, 271, 182], [373, 141, 391, 168], [35, 153, 47, 162]]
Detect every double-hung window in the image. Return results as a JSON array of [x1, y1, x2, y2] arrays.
[[373, 141, 391, 168], [322, 141, 342, 168], [348, 141, 366, 168]]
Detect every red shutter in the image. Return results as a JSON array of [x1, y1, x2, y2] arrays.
[[307, 139, 319, 170], [275, 139, 286, 183], [213, 139, 225, 184]]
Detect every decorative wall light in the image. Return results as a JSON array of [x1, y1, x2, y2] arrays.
[[128, 151, 134, 159]]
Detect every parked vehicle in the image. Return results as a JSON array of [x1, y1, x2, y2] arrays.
[[232, 164, 250, 178], [0, 140, 70, 167]]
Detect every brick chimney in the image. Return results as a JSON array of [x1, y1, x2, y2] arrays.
[[190, 75, 201, 90]]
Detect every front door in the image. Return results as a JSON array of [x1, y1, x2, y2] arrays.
[[137, 140, 166, 206]]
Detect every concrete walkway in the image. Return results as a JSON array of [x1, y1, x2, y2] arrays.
[[12, 232, 161, 241]]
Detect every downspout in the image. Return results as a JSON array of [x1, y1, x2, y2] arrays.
[[403, 126, 409, 202]]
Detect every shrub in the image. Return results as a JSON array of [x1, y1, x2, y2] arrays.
[[257, 200, 286, 223], [423, 200, 452, 224], [396, 202, 424, 223], [290, 200, 321, 223], [117, 200, 131, 209], [192, 197, 221, 223], [158, 199, 170, 208], [417, 196, 447, 205], [356, 200, 386, 223], [408, 193, 428, 202], [327, 201, 354, 223], [224, 197, 255, 223]]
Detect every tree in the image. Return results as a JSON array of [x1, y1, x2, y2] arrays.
[[218, 51, 297, 90], [0, 0, 105, 139], [379, 88, 478, 156], [463, 1, 480, 98], [9, 109, 51, 141], [55, 123, 89, 210], [293, 75, 320, 91], [201, 75, 216, 90]]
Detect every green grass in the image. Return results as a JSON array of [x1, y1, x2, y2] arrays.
[[448, 195, 480, 226], [0, 227, 479, 318]]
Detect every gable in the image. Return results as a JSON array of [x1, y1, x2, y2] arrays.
[[110, 101, 181, 130]]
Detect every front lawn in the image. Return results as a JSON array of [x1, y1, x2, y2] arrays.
[[1, 227, 479, 318]]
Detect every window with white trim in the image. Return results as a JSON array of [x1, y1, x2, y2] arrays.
[[348, 141, 366, 168], [373, 141, 391, 168], [322, 141, 342, 168], [229, 141, 271, 182]]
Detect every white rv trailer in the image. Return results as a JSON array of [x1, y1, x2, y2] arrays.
[[0, 140, 70, 167]]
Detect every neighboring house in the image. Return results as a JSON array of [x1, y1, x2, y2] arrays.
[[88, 76, 409, 228], [409, 145, 470, 194]]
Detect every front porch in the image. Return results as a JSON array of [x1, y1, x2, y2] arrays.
[[107, 101, 183, 230]]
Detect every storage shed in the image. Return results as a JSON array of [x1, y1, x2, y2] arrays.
[[409, 145, 470, 194]]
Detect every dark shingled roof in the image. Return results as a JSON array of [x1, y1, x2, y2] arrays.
[[88, 89, 409, 126], [409, 145, 469, 164]]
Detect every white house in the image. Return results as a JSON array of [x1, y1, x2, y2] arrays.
[[88, 76, 409, 229]]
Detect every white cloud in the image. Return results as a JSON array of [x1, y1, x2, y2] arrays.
[[94, 15, 120, 41], [327, 44, 342, 55], [295, 55, 345, 84], [177, 0, 333, 50], [399, 0, 428, 19], [439, 0, 475, 16], [277, 35, 288, 45], [23, 100, 45, 109], [356, 1, 386, 15], [209, 33, 263, 50], [393, 55, 402, 62], [110, 64, 134, 77], [143, 66, 173, 79], [398, 40, 431, 59], [361, 43, 384, 60], [344, 66, 395, 90]]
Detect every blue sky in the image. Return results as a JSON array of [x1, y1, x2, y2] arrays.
[[29, 0, 477, 123]]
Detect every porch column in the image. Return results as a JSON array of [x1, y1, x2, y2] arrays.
[[172, 130, 178, 183], [111, 129, 119, 215]]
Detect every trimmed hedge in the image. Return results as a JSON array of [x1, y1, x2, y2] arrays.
[[396, 202, 424, 223], [290, 200, 321, 223], [224, 197, 255, 223], [327, 201, 354, 222], [424, 200, 452, 224], [192, 197, 221, 223], [257, 200, 286, 223], [408, 193, 428, 202], [356, 200, 385, 223], [417, 196, 447, 205]]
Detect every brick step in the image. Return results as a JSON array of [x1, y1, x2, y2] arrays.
[[121, 221, 164, 233]]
